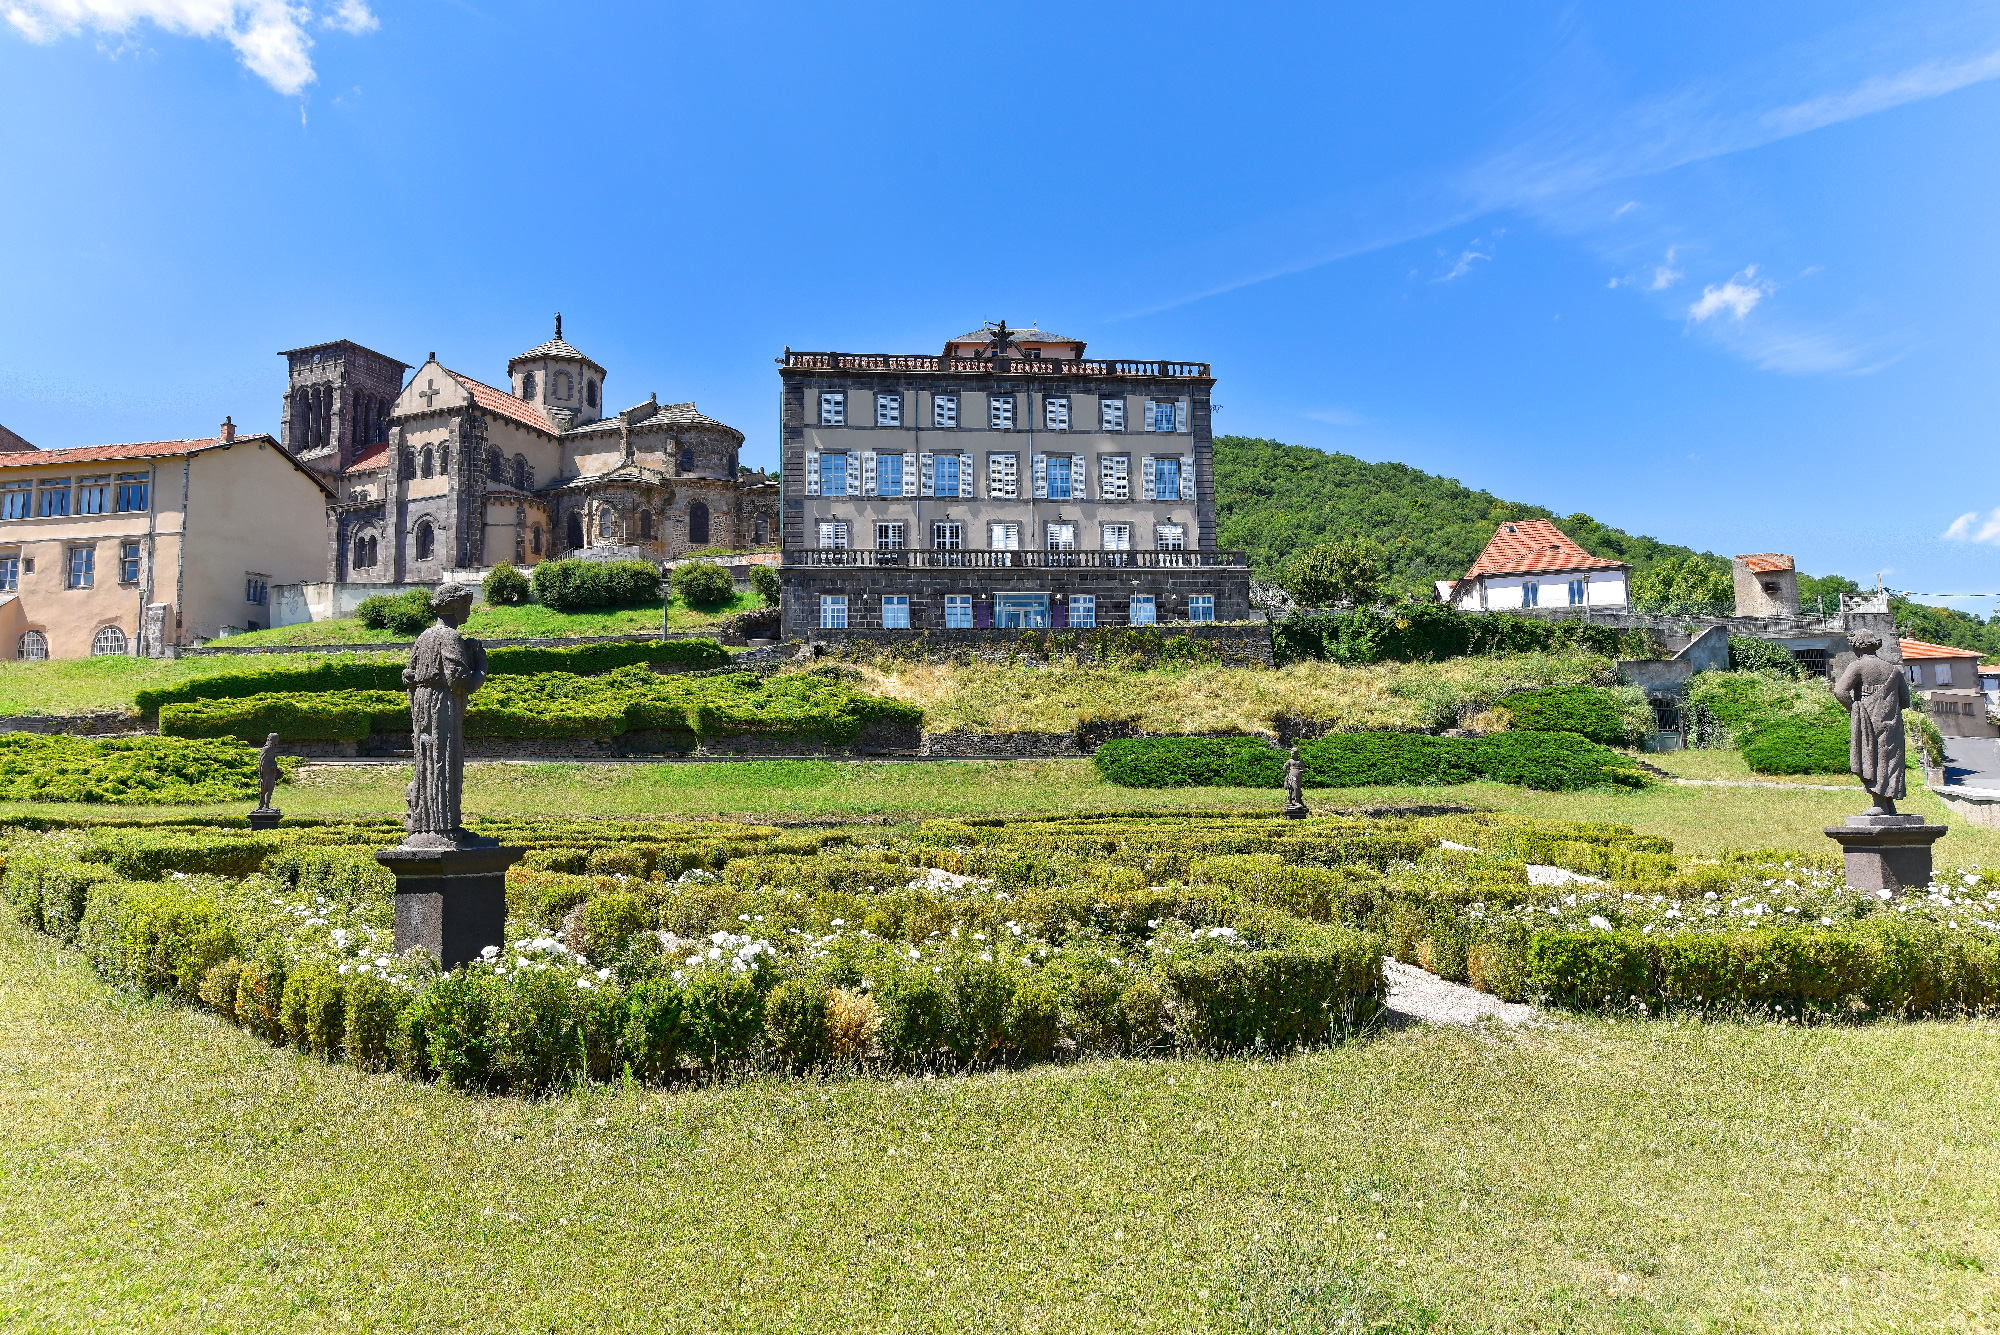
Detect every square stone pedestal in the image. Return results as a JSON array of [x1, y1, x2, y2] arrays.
[[1282, 802, 1310, 821], [377, 843, 526, 969], [247, 808, 282, 831], [1823, 815, 1949, 894]]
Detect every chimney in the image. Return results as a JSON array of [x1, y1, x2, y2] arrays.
[[220, 416, 236, 443]]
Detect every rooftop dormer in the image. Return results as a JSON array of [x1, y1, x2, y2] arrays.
[[941, 320, 1087, 362]]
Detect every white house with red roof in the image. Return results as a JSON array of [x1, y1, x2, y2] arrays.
[[1442, 519, 1629, 612], [1899, 637, 1997, 737]]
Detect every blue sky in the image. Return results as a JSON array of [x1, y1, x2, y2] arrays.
[[3, 1, 1998, 605]]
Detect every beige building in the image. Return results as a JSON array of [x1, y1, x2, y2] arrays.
[[1900, 637, 1998, 738], [1732, 553, 1798, 616], [0, 421, 334, 658]]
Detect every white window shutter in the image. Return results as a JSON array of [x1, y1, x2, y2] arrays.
[[1073, 454, 1088, 500], [1142, 455, 1157, 501], [902, 453, 918, 497], [861, 452, 877, 497], [919, 452, 935, 497], [805, 452, 820, 496], [1180, 458, 1195, 500], [1033, 454, 1047, 499], [1176, 402, 1187, 432]]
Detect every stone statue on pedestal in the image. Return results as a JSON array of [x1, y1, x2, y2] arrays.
[[1282, 746, 1310, 820], [248, 730, 284, 829], [398, 584, 495, 850], [1832, 631, 1909, 816]]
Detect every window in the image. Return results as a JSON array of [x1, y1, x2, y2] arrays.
[[753, 516, 767, 544], [0, 481, 27, 519], [1568, 579, 1586, 606], [640, 510, 655, 542], [876, 393, 902, 427], [531, 525, 543, 556], [1045, 396, 1069, 430], [820, 392, 845, 425], [679, 446, 695, 472], [598, 509, 618, 540], [1937, 663, 1955, 686], [66, 545, 93, 588], [876, 453, 903, 496], [1046, 522, 1076, 551], [1100, 455, 1130, 500], [0, 556, 15, 591], [689, 502, 709, 545], [566, 512, 584, 549], [881, 595, 910, 629], [586, 380, 598, 408], [933, 394, 958, 428], [440, 446, 450, 474], [987, 453, 1018, 498], [819, 452, 849, 497], [1907, 665, 1921, 684], [91, 625, 128, 656], [1129, 595, 1156, 625], [933, 522, 962, 550], [934, 453, 965, 498], [1101, 398, 1125, 431], [1045, 455, 1074, 500], [415, 521, 435, 560], [989, 395, 1015, 429], [1145, 455, 1183, 501], [1070, 595, 1096, 628], [817, 520, 850, 549], [120, 541, 141, 583], [819, 595, 848, 629], [555, 371, 572, 400], [75, 476, 109, 515], [1155, 524, 1186, 551], [1522, 581, 1539, 608], [513, 456, 527, 489], [16, 630, 46, 660], [353, 535, 371, 570], [988, 522, 1021, 551], [1103, 523, 1132, 551], [522, 372, 537, 400], [487, 449, 502, 482], [875, 522, 905, 550], [944, 595, 973, 629], [1148, 399, 1181, 432], [1189, 595, 1215, 623], [420, 448, 434, 479], [37, 479, 69, 517], [115, 473, 149, 513]]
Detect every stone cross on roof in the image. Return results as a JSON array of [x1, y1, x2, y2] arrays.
[[418, 378, 441, 408]]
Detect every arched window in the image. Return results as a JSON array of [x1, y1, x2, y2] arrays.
[[367, 536, 378, 568], [488, 448, 503, 482], [639, 510, 653, 541], [92, 625, 127, 656], [531, 525, 543, 556], [678, 445, 695, 473], [17, 631, 47, 661], [522, 372, 537, 401], [597, 508, 617, 540], [566, 512, 584, 549], [439, 446, 450, 475], [689, 501, 710, 545], [556, 372, 572, 400], [513, 455, 527, 489], [755, 514, 768, 544], [415, 520, 435, 561], [353, 535, 369, 570], [728, 456, 738, 479], [420, 448, 434, 478], [400, 449, 416, 481], [586, 380, 598, 408]]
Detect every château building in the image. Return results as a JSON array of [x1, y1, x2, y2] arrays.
[[777, 323, 1250, 638]]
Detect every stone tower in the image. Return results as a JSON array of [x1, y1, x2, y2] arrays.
[[279, 341, 412, 477], [506, 314, 607, 432]]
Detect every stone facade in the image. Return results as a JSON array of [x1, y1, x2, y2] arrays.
[[291, 320, 779, 589], [791, 618, 1274, 665], [776, 323, 1249, 639]]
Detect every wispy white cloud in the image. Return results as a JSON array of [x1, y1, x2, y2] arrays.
[[1, 0, 375, 95], [1435, 236, 1494, 282], [1648, 248, 1683, 290], [1688, 265, 1773, 322], [1943, 509, 2000, 545]]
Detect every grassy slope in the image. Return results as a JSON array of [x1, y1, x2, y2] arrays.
[[218, 590, 765, 648], [2, 917, 1995, 1332], [0, 651, 404, 717]]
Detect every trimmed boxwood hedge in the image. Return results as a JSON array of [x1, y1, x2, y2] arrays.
[[134, 638, 728, 715], [1093, 730, 1645, 792], [1739, 715, 1852, 775], [1494, 685, 1629, 745]]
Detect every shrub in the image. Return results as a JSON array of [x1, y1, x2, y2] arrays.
[[1297, 733, 1481, 787], [1277, 539, 1386, 610], [532, 559, 661, 612], [750, 564, 780, 608], [671, 561, 735, 611], [483, 562, 531, 607], [1740, 715, 1850, 775], [763, 978, 832, 1067], [1496, 685, 1631, 745], [1164, 926, 1383, 1053], [1474, 731, 1648, 791], [1005, 977, 1060, 1061], [1092, 736, 1275, 788], [1728, 636, 1803, 677], [490, 968, 616, 1093], [357, 590, 435, 636], [874, 967, 948, 1066], [198, 957, 246, 1014], [825, 988, 880, 1059], [116, 884, 238, 1001], [235, 961, 287, 1042], [622, 979, 689, 1080], [681, 968, 764, 1072], [0, 735, 268, 805], [1096, 730, 1640, 792], [280, 962, 346, 1058], [579, 892, 653, 960], [1272, 604, 1654, 667], [406, 971, 495, 1089], [343, 973, 406, 1071]]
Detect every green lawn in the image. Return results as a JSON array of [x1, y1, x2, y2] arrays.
[[218, 590, 766, 648], [1, 916, 1994, 1332], [0, 651, 403, 717]]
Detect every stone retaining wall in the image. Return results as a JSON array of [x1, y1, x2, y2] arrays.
[[0, 712, 146, 737], [920, 731, 1086, 758]]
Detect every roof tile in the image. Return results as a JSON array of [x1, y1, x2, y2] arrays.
[[1899, 638, 1979, 661], [0, 437, 233, 468], [442, 367, 558, 436], [1463, 520, 1628, 579], [1737, 553, 1794, 573]]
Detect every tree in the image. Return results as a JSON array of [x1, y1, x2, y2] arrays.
[[750, 564, 780, 608], [1277, 539, 1387, 610], [1630, 554, 1734, 612], [482, 562, 530, 606], [670, 560, 735, 610]]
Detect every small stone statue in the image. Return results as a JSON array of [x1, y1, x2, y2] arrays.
[[255, 731, 280, 811], [399, 584, 495, 849], [1282, 746, 1310, 819], [1833, 631, 1909, 816]]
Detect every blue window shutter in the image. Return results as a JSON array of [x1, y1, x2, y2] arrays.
[[974, 600, 992, 629]]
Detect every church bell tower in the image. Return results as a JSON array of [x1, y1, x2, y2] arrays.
[[279, 340, 413, 476]]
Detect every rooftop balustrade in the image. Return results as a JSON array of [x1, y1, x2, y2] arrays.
[[783, 548, 1248, 569], [781, 352, 1211, 379]]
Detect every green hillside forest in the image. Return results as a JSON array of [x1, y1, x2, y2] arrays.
[[1212, 435, 1997, 657]]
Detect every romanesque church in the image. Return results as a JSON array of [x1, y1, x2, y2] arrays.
[[279, 319, 777, 583]]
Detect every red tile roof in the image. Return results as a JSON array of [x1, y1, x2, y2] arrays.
[[1737, 553, 1794, 573], [441, 367, 556, 435], [1900, 638, 1979, 661], [1463, 520, 1628, 579], [345, 445, 390, 473], [0, 436, 235, 468]]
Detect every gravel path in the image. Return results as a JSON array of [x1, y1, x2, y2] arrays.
[[1383, 959, 1541, 1028]]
